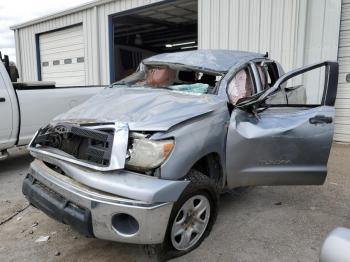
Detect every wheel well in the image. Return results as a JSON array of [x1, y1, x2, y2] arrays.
[[191, 153, 223, 186]]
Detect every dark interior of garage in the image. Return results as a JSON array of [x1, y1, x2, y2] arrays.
[[111, 0, 198, 81]]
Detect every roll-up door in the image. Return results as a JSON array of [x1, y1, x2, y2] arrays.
[[39, 25, 86, 86]]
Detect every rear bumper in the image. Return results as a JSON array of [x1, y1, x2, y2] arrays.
[[23, 160, 174, 244]]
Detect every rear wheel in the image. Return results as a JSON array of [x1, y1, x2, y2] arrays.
[[158, 170, 219, 261]]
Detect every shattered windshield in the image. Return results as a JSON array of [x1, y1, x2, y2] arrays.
[[111, 64, 223, 95]]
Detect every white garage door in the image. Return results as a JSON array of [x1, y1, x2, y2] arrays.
[[336, 0, 350, 142], [39, 25, 86, 86]]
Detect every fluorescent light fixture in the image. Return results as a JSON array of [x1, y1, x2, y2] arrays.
[[165, 41, 196, 48], [181, 45, 198, 50]]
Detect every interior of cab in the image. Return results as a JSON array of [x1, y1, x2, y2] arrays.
[[227, 61, 282, 106], [255, 61, 307, 105], [114, 64, 222, 95]]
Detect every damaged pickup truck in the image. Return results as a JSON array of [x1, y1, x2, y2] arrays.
[[23, 50, 338, 259]]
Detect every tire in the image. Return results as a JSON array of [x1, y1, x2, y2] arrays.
[[157, 169, 219, 261]]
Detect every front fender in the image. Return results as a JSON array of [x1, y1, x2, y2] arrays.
[[155, 108, 229, 180]]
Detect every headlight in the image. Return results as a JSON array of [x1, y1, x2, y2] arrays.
[[126, 132, 174, 172]]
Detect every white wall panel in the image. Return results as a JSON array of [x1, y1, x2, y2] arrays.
[[199, 0, 342, 141], [199, 0, 341, 71], [335, 0, 350, 142], [199, 0, 306, 72]]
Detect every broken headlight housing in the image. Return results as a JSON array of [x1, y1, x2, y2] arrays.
[[126, 132, 174, 172]]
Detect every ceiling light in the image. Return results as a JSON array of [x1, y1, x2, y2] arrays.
[[181, 45, 198, 50], [165, 41, 196, 48]]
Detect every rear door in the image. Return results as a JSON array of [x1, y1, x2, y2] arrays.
[[226, 61, 338, 187]]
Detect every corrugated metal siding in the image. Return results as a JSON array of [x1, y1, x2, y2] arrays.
[[199, 0, 304, 72], [302, 0, 342, 104], [199, 0, 342, 140], [335, 0, 350, 142], [14, 0, 162, 85], [199, 0, 341, 71]]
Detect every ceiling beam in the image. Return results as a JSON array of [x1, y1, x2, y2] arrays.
[[112, 14, 196, 33], [145, 35, 197, 45], [141, 28, 197, 42]]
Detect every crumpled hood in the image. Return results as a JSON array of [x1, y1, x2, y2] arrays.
[[52, 88, 225, 131]]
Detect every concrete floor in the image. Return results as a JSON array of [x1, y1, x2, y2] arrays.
[[0, 144, 349, 262]]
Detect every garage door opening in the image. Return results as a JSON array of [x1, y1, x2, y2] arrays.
[[110, 0, 198, 82]]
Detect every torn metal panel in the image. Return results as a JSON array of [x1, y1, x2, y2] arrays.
[[29, 122, 129, 171], [226, 106, 335, 187], [29, 158, 189, 203], [232, 107, 332, 139], [52, 87, 225, 131]]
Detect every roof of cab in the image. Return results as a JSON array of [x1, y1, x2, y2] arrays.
[[143, 49, 265, 73]]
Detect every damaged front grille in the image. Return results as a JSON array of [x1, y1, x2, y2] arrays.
[[31, 123, 114, 167]]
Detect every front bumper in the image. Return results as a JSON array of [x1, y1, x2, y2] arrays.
[[23, 160, 175, 244]]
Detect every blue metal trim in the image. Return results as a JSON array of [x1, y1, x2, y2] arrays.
[[35, 34, 42, 81], [108, 15, 114, 84]]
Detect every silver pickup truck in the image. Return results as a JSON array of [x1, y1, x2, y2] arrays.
[[22, 50, 338, 260]]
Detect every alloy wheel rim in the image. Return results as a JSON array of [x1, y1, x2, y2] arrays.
[[171, 194, 211, 251]]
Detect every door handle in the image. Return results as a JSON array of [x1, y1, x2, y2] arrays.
[[0, 97, 5, 102], [309, 115, 333, 124]]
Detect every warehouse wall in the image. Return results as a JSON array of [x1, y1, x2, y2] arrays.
[[199, 0, 301, 71], [199, 0, 341, 101], [15, 0, 341, 85], [335, 0, 350, 142], [13, 0, 162, 85], [199, 0, 341, 69]]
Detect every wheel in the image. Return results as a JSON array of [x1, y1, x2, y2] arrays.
[[158, 170, 219, 261], [170, 194, 211, 250]]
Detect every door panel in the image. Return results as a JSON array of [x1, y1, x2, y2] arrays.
[[226, 106, 334, 187], [226, 61, 338, 188]]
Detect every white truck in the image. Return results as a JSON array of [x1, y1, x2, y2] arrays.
[[0, 56, 103, 160]]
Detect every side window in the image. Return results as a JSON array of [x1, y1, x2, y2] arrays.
[[265, 64, 331, 106], [227, 67, 255, 105]]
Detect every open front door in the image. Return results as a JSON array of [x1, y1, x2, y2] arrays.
[[226, 61, 338, 187]]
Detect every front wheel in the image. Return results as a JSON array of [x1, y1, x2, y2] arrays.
[[170, 194, 211, 250], [158, 170, 219, 260]]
